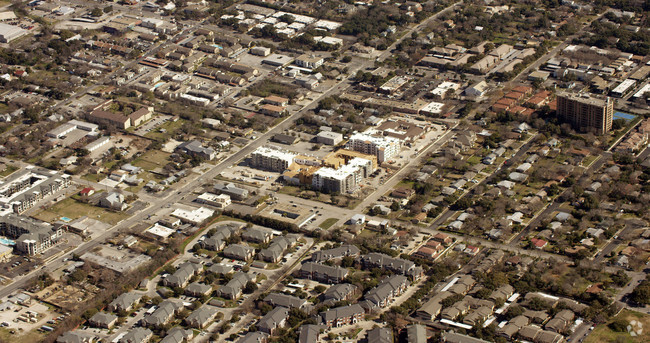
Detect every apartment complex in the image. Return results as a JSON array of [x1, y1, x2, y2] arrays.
[[0, 169, 71, 213], [556, 93, 614, 134], [0, 214, 65, 255], [311, 157, 373, 194], [347, 132, 401, 163], [250, 146, 296, 172]]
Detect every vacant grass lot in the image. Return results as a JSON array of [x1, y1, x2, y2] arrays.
[[33, 198, 128, 225], [132, 150, 171, 171], [585, 309, 650, 343], [319, 218, 339, 230]]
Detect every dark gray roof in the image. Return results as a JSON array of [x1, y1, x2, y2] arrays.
[[319, 304, 364, 323], [364, 275, 409, 307], [323, 283, 357, 303], [407, 324, 427, 343], [57, 332, 95, 343], [223, 244, 254, 260], [120, 327, 153, 343], [311, 245, 360, 262], [257, 306, 288, 332], [89, 312, 117, 326], [185, 305, 219, 328], [263, 293, 306, 309], [300, 262, 348, 280], [299, 324, 322, 343], [236, 332, 269, 343], [160, 328, 193, 343], [367, 327, 393, 343], [109, 291, 142, 312], [218, 272, 254, 298]]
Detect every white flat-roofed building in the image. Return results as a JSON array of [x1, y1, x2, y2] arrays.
[[0, 23, 27, 43], [47, 120, 98, 138], [295, 54, 324, 70], [420, 102, 445, 115], [171, 207, 215, 225], [146, 223, 175, 240], [85, 136, 111, 152], [196, 192, 231, 208], [633, 83, 650, 98], [314, 19, 342, 31], [250, 146, 296, 172], [317, 131, 343, 145], [430, 81, 460, 99], [312, 157, 373, 193], [611, 79, 636, 97], [347, 132, 401, 163]]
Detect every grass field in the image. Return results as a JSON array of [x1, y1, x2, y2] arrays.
[[319, 218, 339, 230], [32, 198, 129, 225], [0, 164, 17, 177], [144, 119, 185, 141], [0, 328, 45, 343], [585, 309, 650, 343], [132, 150, 171, 171]]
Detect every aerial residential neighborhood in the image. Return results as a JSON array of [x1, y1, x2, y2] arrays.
[[0, 0, 646, 343]]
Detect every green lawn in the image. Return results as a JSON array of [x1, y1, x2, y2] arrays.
[[32, 197, 129, 225], [145, 119, 186, 141], [466, 156, 481, 165], [319, 218, 339, 230], [131, 150, 171, 171], [585, 309, 650, 343], [0, 164, 18, 177]]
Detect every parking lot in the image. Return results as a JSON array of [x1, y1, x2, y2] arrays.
[[133, 114, 172, 136]]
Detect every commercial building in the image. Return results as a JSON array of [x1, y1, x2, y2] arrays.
[[250, 146, 296, 172], [213, 183, 248, 201], [347, 132, 401, 163], [556, 93, 613, 134], [317, 131, 343, 145], [87, 109, 131, 129], [0, 23, 26, 43], [295, 54, 324, 69]]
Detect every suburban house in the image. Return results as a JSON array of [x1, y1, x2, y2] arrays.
[[99, 192, 127, 211]]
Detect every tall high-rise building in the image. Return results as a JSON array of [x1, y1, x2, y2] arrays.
[[556, 93, 614, 134]]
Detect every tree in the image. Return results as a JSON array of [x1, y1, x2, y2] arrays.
[[244, 281, 258, 293], [90, 8, 103, 17], [314, 285, 327, 293]]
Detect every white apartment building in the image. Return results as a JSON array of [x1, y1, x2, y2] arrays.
[[347, 132, 401, 163], [250, 146, 296, 172], [312, 157, 373, 193]]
